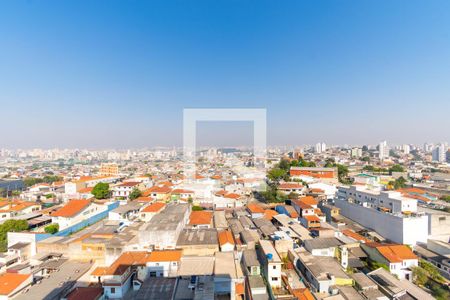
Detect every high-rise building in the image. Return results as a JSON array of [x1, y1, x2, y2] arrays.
[[350, 147, 362, 158], [432, 143, 447, 162], [423, 143, 433, 152], [378, 141, 389, 160], [315, 142, 326, 153], [402, 144, 410, 155]]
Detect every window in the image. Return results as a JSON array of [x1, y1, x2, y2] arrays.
[[111, 288, 115, 294], [273, 265, 276, 269], [271, 277, 278, 281]]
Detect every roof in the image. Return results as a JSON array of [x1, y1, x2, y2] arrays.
[[298, 196, 318, 206], [171, 188, 194, 194], [279, 182, 303, 189], [148, 250, 182, 262], [342, 229, 371, 243], [142, 202, 165, 213], [218, 230, 235, 246], [0, 273, 31, 295], [66, 287, 103, 300], [376, 244, 418, 263], [91, 251, 151, 276], [263, 209, 278, 221], [247, 203, 265, 214], [189, 211, 213, 225], [303, 215, 320, 222], [304, 237, 342, 250], [118, 181, 140, 187], [51, 199, 90, 218], [144, 185, 171, 194]]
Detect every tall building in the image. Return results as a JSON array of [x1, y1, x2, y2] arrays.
[[423, 143, 433, 152], [432, 143, 447, 162], [350, 147, 362, 158], [315, 142, 326, 153], [378, 141, 389, 160], [402, 144, 410, 155]]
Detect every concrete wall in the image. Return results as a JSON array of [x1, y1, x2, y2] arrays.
[[335, 200, 428, 245]]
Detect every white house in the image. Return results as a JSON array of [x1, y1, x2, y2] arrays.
[[362, 243, 418, 281], [51, 199, 106, 230], [146, 250, 182, 277], [258, 240, 282, 288]]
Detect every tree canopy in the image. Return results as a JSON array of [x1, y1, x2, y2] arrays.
[[91, 182, 110, 199], [0, 219, 29, 252], [129, 188, 142, 200]]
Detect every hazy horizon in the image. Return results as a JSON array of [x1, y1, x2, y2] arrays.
[[1, 1, 449, 149]]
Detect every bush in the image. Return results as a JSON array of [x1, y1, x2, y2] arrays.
[[44, 224, 59, 234], [192, 206, 203, 211]]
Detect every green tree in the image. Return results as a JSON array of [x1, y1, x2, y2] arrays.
[[44, 224, 59, 234], [389, 164, 405, 174], [0, 220, 29, 252], [91, 182, 110, 199], [267, 168, 287, 182], [192, 205, 203, 211], [129, 188, 142, 200]]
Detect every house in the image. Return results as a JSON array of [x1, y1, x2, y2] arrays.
[[300, 215, 321, 229], [0, 200, 41, 221], [112, 182, 142, 199], [290, 167, 338, 183], [0, 273, 32, 299], [304, 238, 342, 257], [295, 250, 353, 294], [91, 251, 151, 299], [51, 199, 105, 230], [278, 182, 305, 195], [146, 250, 182, 277], [291, 199, 315, 218], [246, 203, 265, 219], [139, 202, 166, 222], [241, 249, 261, 276], [171, 189, 195, 202], [362, 243, 418, 280], [258, 240, 282, 288], [213, 191, 244, 209], [218, 230, 235, 252], [368, 267, 434, 300], [142, 185, 171, 201], [188, 211, 213, 229], [176, 229, 219, 256]]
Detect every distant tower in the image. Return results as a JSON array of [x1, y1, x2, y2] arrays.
[[378, 141, 389, 160]]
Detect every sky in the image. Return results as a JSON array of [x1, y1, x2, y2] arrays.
[[0, 0, 449, 149]]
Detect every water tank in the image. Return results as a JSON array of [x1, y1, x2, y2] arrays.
[[266, 253, 273, 260]]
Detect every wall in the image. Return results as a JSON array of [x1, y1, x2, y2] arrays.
[[335, 200, 428, 245]]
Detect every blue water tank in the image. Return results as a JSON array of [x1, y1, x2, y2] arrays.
[[266, 253, 273, 260]]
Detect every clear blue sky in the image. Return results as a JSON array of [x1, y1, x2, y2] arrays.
[[0, 0, 449, 148]]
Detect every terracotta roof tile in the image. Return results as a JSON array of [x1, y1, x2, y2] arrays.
[[51, 199, 90, 218]]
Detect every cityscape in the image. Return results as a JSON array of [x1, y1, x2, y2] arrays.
[[1, 1, 450, 300]]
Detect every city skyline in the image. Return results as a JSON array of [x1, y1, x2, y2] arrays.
[[1, 1, 449, 148]]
